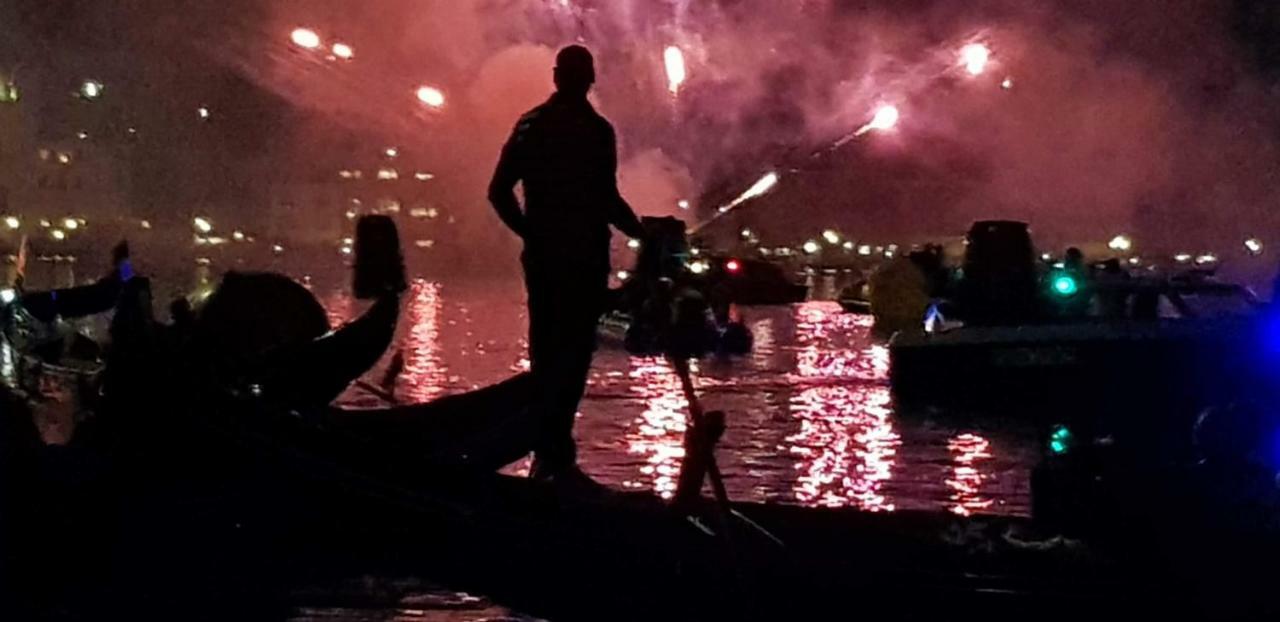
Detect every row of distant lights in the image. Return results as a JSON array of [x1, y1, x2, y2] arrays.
[[289, 28, 446, 109], [0, 216, 85, 241], [37, 149, 74, 165], [336, 147, 439, 182], [339, 169, 434, 181], [1106, 234, 1265, 261], [191, 216, 283, 254], [80, 78, 208, 118], [736, 228, 893, 258], [726, 230, 1267, 263]]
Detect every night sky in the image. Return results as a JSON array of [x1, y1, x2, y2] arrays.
[[6, 0, 1280, 257]]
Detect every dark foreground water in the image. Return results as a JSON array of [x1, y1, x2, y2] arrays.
[[282, 278, 1040, 621]]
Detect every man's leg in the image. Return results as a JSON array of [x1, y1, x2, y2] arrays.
[[526, 264, 605, 475], [525, 261, 563, 469], [537, 308, 599, 469]]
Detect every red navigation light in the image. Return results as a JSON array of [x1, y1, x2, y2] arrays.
[[725, 259, 742, 274]]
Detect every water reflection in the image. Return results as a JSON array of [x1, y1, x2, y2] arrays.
[[321, 288, 355, 329], [947, 433, 995, 516], [794, 303, 886, 381], [313, 285, 1033, 515], [788, 385, 900, 510], [400, 280, 446, 403], [787, 301, 901, 510], [620, 356, 692, 499]]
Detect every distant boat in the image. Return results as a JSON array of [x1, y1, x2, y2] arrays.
[[889, 278, 1270, 410]]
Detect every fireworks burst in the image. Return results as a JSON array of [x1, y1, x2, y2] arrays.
[[415, 85, 446, 108], [664, 45, 687, 95], [959, 42, 990, 76], [331, 42, 354, 60], [290, 28, 321, 50]]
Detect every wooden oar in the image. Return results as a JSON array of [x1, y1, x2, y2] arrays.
[[667, 353, 783, 548]]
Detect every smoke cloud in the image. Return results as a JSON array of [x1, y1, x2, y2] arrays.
[[19, 0, 1280, 262]]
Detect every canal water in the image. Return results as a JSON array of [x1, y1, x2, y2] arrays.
[[292, 277, 1041, 620], [325, 279, 1038, 516]]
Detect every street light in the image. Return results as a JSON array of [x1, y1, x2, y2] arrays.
[[79, 80, 104, 100]]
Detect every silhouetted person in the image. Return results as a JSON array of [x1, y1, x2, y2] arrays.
[[1063, 247, 1085, 273], [489, 45, 645, 484]]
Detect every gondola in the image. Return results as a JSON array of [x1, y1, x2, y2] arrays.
[[13, 356, 1278, 620], [98, 377, 1280, 621]]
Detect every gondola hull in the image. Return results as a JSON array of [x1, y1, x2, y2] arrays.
[[14, 375, 1276, 621]]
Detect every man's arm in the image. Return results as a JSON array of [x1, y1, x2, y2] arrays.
[[487, 125, 527, 237], [602, 124, 646, 240]]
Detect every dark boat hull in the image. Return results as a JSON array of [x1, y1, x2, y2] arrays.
[[14, 374, 1277, 620], [889, 318, 1271, 413]]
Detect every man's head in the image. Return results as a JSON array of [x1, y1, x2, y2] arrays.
[[554, 45, 595, 97]]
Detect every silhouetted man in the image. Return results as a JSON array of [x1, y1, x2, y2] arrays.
[[489, 45, 645, 484]]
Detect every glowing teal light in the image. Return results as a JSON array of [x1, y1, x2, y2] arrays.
[[1048, 425, 1073, 455], [1051, 274, 1079, 296]]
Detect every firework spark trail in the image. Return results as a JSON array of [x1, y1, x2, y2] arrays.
[[721, 171, 779, 212], [856, 104, 900, 136], [692, 171, 780, 232], [820, 104, 901, 155], [814, 35, 998, 157]]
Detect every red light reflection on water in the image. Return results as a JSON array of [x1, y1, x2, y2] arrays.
[[620, 356, 692, 499], [788, 385, 900, 510], [947, 433, 995, 516], [399, 280, 447, 403], [794, 303, 887, 380], [788, 302, 899, 510], [322, 291, 355, 329]]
